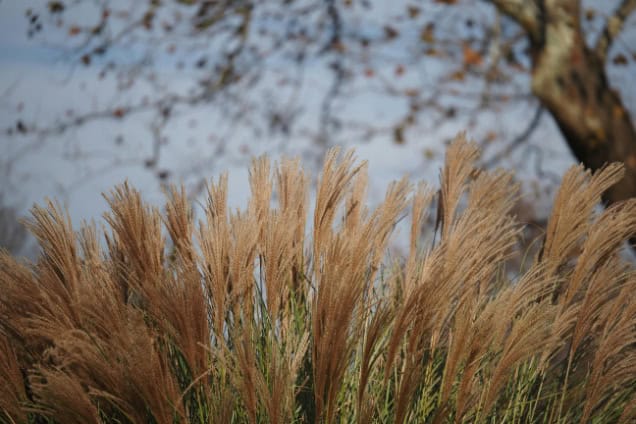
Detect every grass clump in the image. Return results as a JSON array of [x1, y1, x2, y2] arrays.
[[1, 134, 636, 423]]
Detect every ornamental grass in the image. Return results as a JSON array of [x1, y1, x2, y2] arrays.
[[1, 135, 635, 423]]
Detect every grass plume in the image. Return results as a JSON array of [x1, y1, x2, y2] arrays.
[[1, 135, 635, 423]]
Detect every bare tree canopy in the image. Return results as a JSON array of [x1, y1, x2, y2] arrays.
[[1, 0, 635, 232]]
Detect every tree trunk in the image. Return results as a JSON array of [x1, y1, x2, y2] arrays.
[[529, 10, 636, 206], [491, 0, 636, 207]]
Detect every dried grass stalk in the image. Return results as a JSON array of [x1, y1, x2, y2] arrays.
[[1, 135, 635, 423]]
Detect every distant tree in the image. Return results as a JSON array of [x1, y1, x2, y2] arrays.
[[487, 0, 636, 207], [3, 0, 636, 206]]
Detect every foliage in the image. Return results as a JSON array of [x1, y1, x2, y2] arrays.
[[1, 135, 636, 423]]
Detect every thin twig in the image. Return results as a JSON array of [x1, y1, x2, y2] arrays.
[[483, 103, 544, 168]]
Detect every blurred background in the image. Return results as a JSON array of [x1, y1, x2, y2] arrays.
[[1, 0, 635, 258]]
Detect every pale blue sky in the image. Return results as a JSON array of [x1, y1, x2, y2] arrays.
[[2, 0, 622, 257], [0, 0, 51, 63]]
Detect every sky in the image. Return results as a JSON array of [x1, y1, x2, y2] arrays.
[[0, 0, 606, 257], [0, 0, 59, 63]]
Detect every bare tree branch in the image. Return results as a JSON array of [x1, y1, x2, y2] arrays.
[[483, 103, 544, 168], [5, 5, 254, 140], [316, 0, 344, 161], [595, 0, 636, 62], [5, 91, 210, 138], [484, 0, 543, 44]]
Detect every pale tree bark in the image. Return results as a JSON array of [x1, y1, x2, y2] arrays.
[[489, 0, 636, 208]]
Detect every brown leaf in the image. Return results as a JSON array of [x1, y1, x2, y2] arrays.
[[331, 40, 346, 53], [424, 47, 440, 57], [143, 11, 154, 30], [393, 125, 405, 144], [462, 43, 483, 66], [449, 70, 465, 81], [384, 25, 399, 40], [612, 53, 628, 66], [68, 25, 81, 36], [407, 6, 421, 19], [420, 23, 435, 43], [16, 120, 27, 134], [404, 88, 419, 97], [112, 108, 126, 118], [48, 1, 65, 13], [484, 131, 497, 144]]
